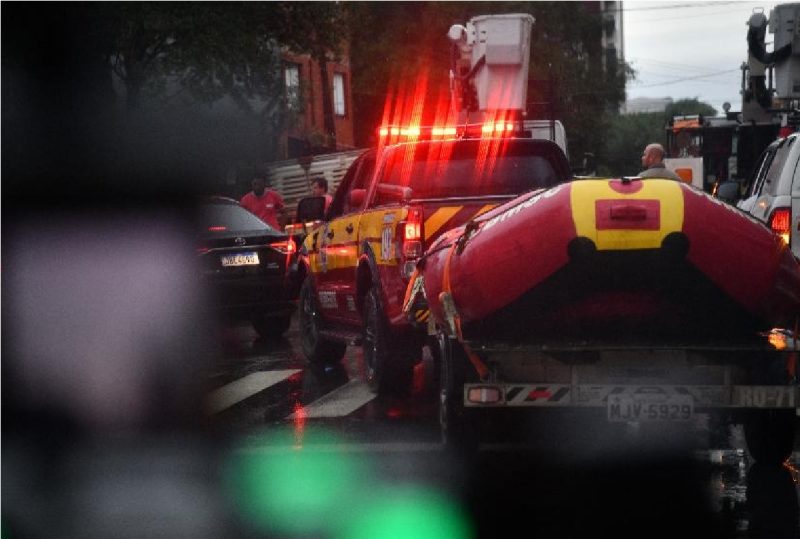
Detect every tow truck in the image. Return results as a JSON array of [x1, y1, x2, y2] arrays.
[[293, 13, 573, 395]]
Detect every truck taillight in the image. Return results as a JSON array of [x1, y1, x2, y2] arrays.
[[769, 207, 791, 245], [404, 221, 421, 242], [400, 207, 424, 278]]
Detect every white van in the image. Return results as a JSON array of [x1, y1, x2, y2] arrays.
[[737, 132, 800, 258]]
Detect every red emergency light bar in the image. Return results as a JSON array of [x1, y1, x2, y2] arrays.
[[377, 121, 522, 142]]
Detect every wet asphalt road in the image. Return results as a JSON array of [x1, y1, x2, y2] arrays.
[[206, 317, 800, 539]]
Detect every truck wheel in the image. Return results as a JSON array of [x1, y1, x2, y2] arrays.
[[362, 285, 412, 395], [744, 409, 795, 465], [439, 334, 479, 456], [252, 314, 291, 340], [298, 277, 346, 364]]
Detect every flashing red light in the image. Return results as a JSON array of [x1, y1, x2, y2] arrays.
[[379, 125, 455, 140], [431, 126, 457, 136], [208, 226, 227, 232], [378, 121, 519, 142], [779, 126, 795, 138], [478, 121, 517, 137], [769, 207, 791, 244]]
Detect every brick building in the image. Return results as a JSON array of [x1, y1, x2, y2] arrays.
[[280, 48, 356, 159]]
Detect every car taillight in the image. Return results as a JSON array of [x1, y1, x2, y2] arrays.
[[769, 207, 791, 245], [270, 239, 296, 255]]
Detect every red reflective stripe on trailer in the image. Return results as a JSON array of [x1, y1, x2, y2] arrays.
[[528, 389, 552, 400]]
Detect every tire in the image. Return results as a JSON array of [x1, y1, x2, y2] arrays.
[[744, 409, 795, 465], [252, 314, 291, 340], [362, 285, 412, 395], [298, 277, 346, 364], [438, 334, 479, 456]]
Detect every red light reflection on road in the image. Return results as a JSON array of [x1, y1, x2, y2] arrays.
[[292, 401, 307, 449], [386, 407, 403, 419]]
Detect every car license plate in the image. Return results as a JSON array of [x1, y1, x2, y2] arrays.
[[220, 252, 259, 267], [607, 394, 693, 422]]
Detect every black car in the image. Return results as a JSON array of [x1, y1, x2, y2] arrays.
[[196, 196, 297, 338]]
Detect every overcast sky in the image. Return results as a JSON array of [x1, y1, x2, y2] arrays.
[[624, 0, 781, 114]]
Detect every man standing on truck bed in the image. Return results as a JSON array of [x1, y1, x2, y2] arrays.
[[639, 143, 682, 181], [240, 174, 285, 230]]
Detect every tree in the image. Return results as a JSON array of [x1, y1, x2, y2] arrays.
[[96, 3, 298, 116], [602, 112, 665, 176], [346, 2, 632, 165], [665, 98, 717, 118], [599, 98, 718, 176]]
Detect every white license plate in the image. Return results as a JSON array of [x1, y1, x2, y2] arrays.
[[607, 394, 693, 422], [220, 252, 259, 267]]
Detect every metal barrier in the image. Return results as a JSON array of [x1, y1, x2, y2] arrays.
[[264, 149, 366, 218]]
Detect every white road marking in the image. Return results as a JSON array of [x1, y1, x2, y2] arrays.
[[207, 370, 301, 414], [287, 379, 376, 419]]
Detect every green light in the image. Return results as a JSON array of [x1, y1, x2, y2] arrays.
[[335, 487, 474, 539], [224, 427, 371, 535]]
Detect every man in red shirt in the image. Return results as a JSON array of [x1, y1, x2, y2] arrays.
[[240, 175, 285, 229]]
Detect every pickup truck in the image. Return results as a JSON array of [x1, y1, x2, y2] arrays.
[[293, 130, 572, 395]]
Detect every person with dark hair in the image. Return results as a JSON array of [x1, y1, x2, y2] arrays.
[[311, 176, 333, 211], [638, 143, 682, 181], [240, 174, 285, 229]]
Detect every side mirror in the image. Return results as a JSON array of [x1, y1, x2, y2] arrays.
[[349, 188, 366, 209], [715, 181, 740, 204], [296, 196, 326, 222]]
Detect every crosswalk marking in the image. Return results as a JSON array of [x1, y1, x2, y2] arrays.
[[287, 379, 375, 419], [207, 370, 301, 414]]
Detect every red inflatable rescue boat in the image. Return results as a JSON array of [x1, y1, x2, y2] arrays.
[[408, 178, 800, 344]]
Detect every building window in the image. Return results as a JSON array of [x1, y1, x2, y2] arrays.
[[333, 72, 346, 116], [284, 63, 301, 110]]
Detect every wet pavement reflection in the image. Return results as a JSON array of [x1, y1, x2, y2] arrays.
[[209, 319, 800, 538]]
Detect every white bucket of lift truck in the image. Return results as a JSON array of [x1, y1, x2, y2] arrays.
[[469, 13, 535, 112]]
